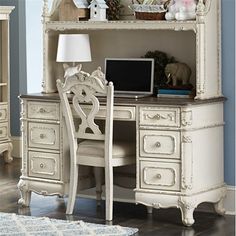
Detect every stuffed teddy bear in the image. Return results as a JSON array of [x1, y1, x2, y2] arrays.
[[165, 0, 197, 21]]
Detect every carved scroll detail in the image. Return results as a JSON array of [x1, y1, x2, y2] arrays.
[[181, 110, 193, 126], [145, 113, 174, 122]]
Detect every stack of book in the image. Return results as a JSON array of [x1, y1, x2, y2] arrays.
[[157, 88, 194, 98]]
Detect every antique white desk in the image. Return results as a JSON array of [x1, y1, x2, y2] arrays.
[[18, 93, 226, 226]]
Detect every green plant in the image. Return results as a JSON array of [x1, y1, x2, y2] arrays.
[[143, 50, 176, 89], [105, 0, 123, 20]]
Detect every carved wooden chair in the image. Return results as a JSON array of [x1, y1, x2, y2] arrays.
[[56, 73, 136, 221]]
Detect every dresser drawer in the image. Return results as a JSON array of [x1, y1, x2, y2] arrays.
[[77, 105, 136, 121], [139, 106, 180, 127], [27, 101, 60, 120], [28, 151, 60, 180], [140, 130, 180, 159], [28, 122, 60, 150], [0, 105, 7, 122], [140, 161, 180, 191], [0, 122, 8, 140]]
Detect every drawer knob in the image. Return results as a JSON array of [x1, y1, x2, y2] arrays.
[[40, 134, 46, 139], [156, 174, 162, 179], [40, 163, 45, 169], [39, 108, 46, 113], [156, 142, 161, 148]]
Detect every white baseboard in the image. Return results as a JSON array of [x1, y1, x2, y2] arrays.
[[224, 186, 235, 215], [11, 136, 236, 215], [11, 136, 21, 158]]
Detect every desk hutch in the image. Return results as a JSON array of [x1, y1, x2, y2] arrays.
[[18, 0, 226, 226], [0, 6, 14, 164]]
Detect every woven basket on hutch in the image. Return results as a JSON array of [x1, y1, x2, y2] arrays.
[[130, 0, 167, 20]]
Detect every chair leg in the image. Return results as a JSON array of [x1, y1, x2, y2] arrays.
[[105, 166, 113, 221], [93, 167, 103, 206], [66, 164, 79, 215]]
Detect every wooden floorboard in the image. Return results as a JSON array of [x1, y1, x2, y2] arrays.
[[0, 158, 235, 235]]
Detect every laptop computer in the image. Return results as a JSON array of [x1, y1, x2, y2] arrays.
[[105, 58, 154, 99]]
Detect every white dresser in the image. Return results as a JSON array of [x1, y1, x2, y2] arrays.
[[0, 6, 14, 163]]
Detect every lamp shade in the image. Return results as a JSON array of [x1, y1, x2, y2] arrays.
[[56, 34, 91, 62]]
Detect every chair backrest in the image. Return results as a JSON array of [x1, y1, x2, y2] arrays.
[[57, 70, 114, 162]]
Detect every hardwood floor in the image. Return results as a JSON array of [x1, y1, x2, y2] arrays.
[[0, 158, 235, 235]]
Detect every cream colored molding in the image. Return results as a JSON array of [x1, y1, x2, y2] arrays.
[[181, 110, 193, 127], [143, 167, 176, 187], [45, 21, 198, 32], [181, 135, 193, 190], [145, 113, 175, 122], [143, 134, 176, 155]]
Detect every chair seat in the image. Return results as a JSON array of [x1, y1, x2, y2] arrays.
[[77, 140, 135, 167]]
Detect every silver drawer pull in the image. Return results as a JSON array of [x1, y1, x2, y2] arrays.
[[147, 114, 161, 120], [156, 174, 162, 179], [156, 142, 161, 148], [40, 163, 45, 169], [39, 108, 46, 113], [0, 130, 2, 135], [0, 112, 2, 117], [40, 134, 46, 139]]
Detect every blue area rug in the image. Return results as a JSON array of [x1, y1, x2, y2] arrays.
[[0, 212, 138, 235]]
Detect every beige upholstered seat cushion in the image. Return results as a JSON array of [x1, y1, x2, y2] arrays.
[[78, 140, 135, 158]]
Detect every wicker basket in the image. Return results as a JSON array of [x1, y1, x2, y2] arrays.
[[135, 11, 166, 20], [130, 1, 167, 20]]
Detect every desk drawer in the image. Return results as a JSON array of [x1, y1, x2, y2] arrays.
[[140, 161, 180, 191], [0, 122, 8, 140], [27, 101, 60, 120], [28, 151, 60, 180], [140, 130, 180, 159], [77, 105, 136, 121], [139, 107, 180, 127], [28, 122, 60, 150], [0, 105, 7, 122]]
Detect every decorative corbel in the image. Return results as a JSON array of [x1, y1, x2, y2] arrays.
[[42, 0, 50, 23]]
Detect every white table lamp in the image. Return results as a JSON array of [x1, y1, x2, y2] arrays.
[[57, 34, 91, 63], [56, 34, 92, 78]]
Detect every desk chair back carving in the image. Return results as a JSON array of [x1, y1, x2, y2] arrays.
[[57, 75, 135, 221]]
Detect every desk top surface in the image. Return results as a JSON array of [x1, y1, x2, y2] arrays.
[[20, 93, 225, 106]]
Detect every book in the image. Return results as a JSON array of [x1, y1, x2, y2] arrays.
[[158, 89, 192, 95], [157, 93, 193, 98], [157, 88, 194, 98]]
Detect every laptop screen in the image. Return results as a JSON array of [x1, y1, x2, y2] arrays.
[[105, 58, 154, 95]]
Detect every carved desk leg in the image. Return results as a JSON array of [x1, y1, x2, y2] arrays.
[[179, 198, 197, 226], [147, 206, 153, 214], [3, 143, 13, 163], [17, 179, 32, 207], [214, 192, 226, 215]]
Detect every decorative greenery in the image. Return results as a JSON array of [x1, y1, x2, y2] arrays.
[[143, 50, 176, 89], [105, 0, 123, 20]]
